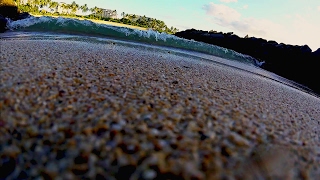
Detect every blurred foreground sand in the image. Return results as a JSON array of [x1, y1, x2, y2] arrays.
[[1, 39, 319, 179]]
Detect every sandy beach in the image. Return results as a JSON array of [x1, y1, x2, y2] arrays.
[[1, 39, 320, 179]]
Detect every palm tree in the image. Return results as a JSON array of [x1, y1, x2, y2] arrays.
[[150, 19, 157, 29], [79, 4, 88, 15], [112, 10, 117, 18], [39, 0, 50, 8], [70, 1, 78, 15], [31, 0, 41, 8], [170, 26, 178, 34], [13, 0, 20, 6], [90, 6, 97, 14], [96, 8, 103, 18], [121, 12, 126, 18], [156, 20, 166, 32], [60, 3, 70, 14], [90, 6, 102, 18], [49, 1, 58, 13]]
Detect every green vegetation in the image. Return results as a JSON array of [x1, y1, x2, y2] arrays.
[[12, 0, 179, 34]]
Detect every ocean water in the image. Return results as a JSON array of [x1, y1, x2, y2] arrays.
[[1, 15, 315, 96]]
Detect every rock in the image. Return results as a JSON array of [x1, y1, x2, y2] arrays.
[[0, 0, 18, 19], [17, 12, 30, 20], [143, 169, 157, 179], [115, 165, 136, 179], [300, 45, 312, 54], [209, 33, 224, 39], [312, 48, 320, 57], [228, 132, 250, 147], [0, 0, 31, 32], [0, 156, 16, 179], [0, 14, 7, 32], [267, 40, 278, 45]]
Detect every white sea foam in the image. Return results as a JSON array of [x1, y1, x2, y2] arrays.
[[7, 16, 49, 29]]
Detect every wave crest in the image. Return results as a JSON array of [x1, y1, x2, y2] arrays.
[[7, 15, 259, 66]]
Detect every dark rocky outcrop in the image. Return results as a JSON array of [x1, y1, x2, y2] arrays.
[[313, 48, 320, 57], [0, 2, 17, 18], [0, 0, 30, 32], [0, 14, 7, 32], [175, 29, 320, 95]]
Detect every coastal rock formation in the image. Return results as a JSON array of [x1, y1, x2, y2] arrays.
[[175, 29, 320, 95], [313, 48, 320, 57], [0, 0, 17, 18], [0, 0, 30, 32], [0, 14, 7, 32]]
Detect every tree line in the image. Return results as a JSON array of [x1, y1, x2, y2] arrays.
[[12, 0, 179, 34]]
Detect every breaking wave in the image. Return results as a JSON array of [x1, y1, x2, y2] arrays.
[[6, 15, 261, 66]]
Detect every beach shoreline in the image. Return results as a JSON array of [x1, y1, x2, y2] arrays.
[[1, 39, 320, 179]]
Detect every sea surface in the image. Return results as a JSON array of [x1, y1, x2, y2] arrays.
[[1, 15, 316, 97]]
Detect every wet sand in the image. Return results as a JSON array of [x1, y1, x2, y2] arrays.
[[1, 39, 320, 179]]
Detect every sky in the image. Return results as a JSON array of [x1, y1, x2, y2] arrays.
[[60, 0, 320, 51]]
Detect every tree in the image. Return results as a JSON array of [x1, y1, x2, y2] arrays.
[[96, 8, 102, 18], [91, 6, 103, 18], [156, 20, 166, 32], [60, 3, 70, 14], [79, 3, 88, 15], [90, 6, 98, 14], [121, 11, 126, 18], [39, 0, 50, 8], [49, 1, 58, 13], [12, 0, 180, 34], [150, 19, 157, 29], [169, 26, 177, 34], [12, 0, 20, 6], [70, 1, 78, 15], [112, 9, 117, 18], [31, 0, 41, 8]]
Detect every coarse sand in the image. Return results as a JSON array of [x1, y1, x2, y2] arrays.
[[0, 39, 320, 179]]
